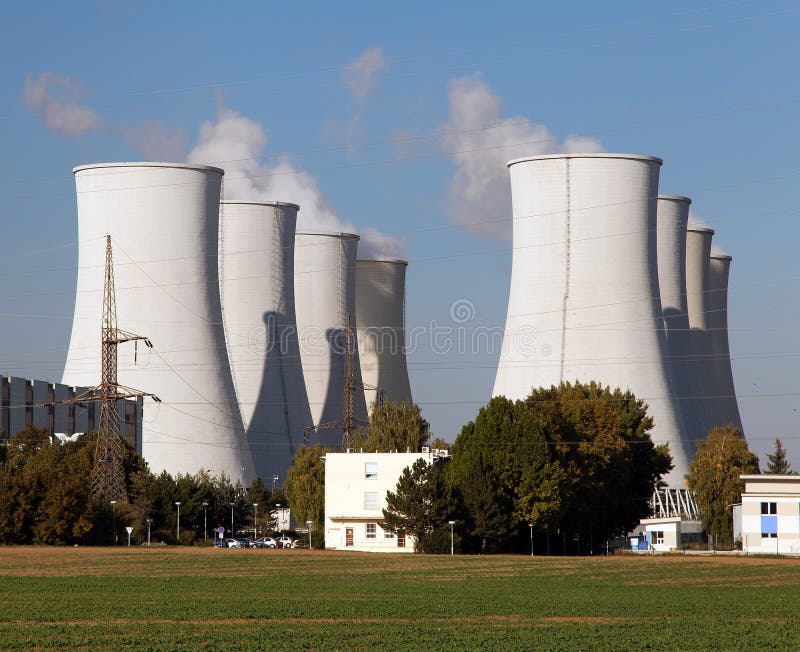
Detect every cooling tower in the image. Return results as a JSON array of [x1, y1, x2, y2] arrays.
[[63, 163, 255, 485], [708, 252, 744, 433], [355, 258, 413, 412], [219, 200, 312, 482], [656, 196, 699, 456], [493, 153, 689, 486], [294, 232, 368, 448], [685, 226, 716, 441]]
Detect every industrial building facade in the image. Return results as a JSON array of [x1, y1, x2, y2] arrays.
[[324, 450, 445, 552], [0, 375, 142, 451]]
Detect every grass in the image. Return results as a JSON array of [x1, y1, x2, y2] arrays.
[[1, 547, 799, 650]]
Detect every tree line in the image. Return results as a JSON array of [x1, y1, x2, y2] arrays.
[[0, 427, 286, 545]]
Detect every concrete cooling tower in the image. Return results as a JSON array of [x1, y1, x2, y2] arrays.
[[492, 153, 689, 486], [708, 252, 744, 433], [219, 201, 312, 483], [355, 258, 413, 412], [656, 195, 699, 457], [685, 226, 716, 440], [295, 232, 368, 448], [63, 163, 255, 485]]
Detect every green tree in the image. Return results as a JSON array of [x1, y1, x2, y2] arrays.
[[352, 400, 431, 452], [536, 382, 673, 543], [456, 454, 514, 553], [382, 458, 454, 552], [447, 396, 564, 551], [687, 425, 759, 547], [766, 438, 792, 475], [284, 445, 330, 545]]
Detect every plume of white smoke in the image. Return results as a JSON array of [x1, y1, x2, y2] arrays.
[[24, 73, 101, 136], [338, 47, 388, 151], [442, 75, 603, 240], [122, 120, 186, 161], [687, 212, 712, 230], [342, 47, 387, 105], [186, 107, 404, 257]]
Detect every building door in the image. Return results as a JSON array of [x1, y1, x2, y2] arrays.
[[346, 528, 354, 546], [397, 533, 405, 548]]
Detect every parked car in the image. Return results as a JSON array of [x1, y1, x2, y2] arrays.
[[225, 538, 243, 548], [260, 537, 278, 548], [276, 536, 294, 549]]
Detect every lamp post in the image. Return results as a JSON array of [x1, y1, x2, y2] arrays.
[[307, 520, 313, 549], [110, 500, 117, 546], [202, 502, 209, 542], [253, 503, 259, 539], [146, 518, 152, 547], [175, 502, 181, 543], [529, 523, 534, 557], [448, 520, 455, 556], [276, 503, 282, 542], [230, 502, 235, 538]]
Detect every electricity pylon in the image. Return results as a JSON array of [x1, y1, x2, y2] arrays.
[[68, 235, 159, 502], [304, 313, 383, 451]]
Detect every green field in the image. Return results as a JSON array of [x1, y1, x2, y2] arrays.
[[1, 547, 799, 650]]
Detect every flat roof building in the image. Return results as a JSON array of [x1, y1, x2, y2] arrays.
[[739, 475, 800, 555], [324, 449, 446, 552]]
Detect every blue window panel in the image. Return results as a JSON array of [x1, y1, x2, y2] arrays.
[[761, 515, 778, 535]]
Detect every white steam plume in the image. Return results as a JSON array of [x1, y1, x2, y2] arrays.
[[338, 47, 388, 151], [710, 244, 730, 257], [687, 212, 712, 230], [24, 73, 101, 136], [442, 74, 603, 239], [122, 120, 187, 161], [186, 107, 404, 257], [342, 47, 387, 105]]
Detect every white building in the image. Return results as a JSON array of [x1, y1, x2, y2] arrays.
[[324, 449, 444, 552], [739, 475, 800, 554], [638, 517, 683, 552]]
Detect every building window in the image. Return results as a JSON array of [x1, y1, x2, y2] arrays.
[[364, 492, 379, 510], [384, 529, 394, 539], [366, 523, 377, 539], [365, 462, 378, 479], [761, 502, 778, 538], [651, 531, 664, 545]]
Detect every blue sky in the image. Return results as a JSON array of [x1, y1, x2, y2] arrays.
[[1, 0, 799, 466]]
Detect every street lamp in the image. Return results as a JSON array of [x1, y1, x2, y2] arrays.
[[146, 518, 152, 547], [448, 520, 455, 556], [230, 502, 235, 538], [529, 523, 534, 557], [253, 503, 259, 539], [175, 502, 181, 543], [276, 503, 282, 541], [110, 500, 117, 546], [202, 502, 209, 542], [306, 520, 313, 549]]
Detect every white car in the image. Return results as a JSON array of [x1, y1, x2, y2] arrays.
[[276, 536, 294, 548]]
